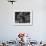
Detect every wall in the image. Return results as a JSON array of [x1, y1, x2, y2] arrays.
[[0, 0, 46, 41]]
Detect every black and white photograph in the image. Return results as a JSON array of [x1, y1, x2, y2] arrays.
[[15, 11, 32, 26]]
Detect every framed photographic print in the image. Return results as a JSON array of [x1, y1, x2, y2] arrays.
[[14, 10, 33, 26]]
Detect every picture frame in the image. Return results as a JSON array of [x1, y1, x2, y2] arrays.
[[14, 10, 33, 26]]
